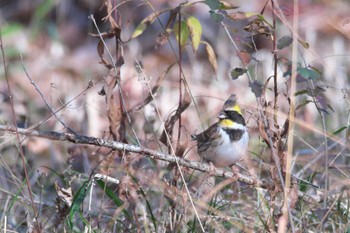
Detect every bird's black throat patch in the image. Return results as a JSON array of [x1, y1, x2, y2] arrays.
[[222, 128, 245, 141]]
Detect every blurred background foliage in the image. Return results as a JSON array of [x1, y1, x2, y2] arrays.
[[0, 0, 350, 232]]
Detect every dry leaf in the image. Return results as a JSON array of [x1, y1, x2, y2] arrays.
[[55, 181, 73, 207], [53, 181, 72, 227], [238, 51, 251, 66], [244, 18, 271, 36], [203, 41, 217, 73]]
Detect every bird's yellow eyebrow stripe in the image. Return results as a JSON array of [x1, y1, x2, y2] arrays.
[[226, 104, 241, 114]]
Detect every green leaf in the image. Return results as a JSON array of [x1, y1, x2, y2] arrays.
[[202, 41, 217, 73], [307, 68, 321, 80], [332, 125, 348, 136], [132, 22, 147, 39], [294, 89, 308, 96], [96, 180, 132, 220], [299, 173, 318, 192], [205, 0, 221, 10], [296, 99, 312, 110], [209, 10, 225, 22], [230, 68, 247, 79], [174, 20, 190, 48], [277, 36, 293, 50], [298, 179, 308, 192], [186, 16, 202, 53], [1, 23, 23, 36], [68, 180, 92, 230], [297, 67, 321, 80], [33, 0, 55, 22]]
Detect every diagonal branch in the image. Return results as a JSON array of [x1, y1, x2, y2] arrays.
[[1, 125, 271, 189]]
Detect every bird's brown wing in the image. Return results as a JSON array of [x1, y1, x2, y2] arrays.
[[192, 123, 220, 144]]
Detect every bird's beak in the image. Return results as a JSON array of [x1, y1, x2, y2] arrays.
[[218, 111, 227, 119]]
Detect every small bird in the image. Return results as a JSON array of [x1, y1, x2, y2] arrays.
[[192, 94, 249, 168]]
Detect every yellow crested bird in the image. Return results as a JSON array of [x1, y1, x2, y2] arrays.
[[192, 94, 249, 168]]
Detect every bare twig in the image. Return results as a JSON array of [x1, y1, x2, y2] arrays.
[[27, 80, 94, 132], [19, 55, 76, 133]]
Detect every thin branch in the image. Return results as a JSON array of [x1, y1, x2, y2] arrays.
[[20, 55, 75, 133], [1, 125, 272, 189], [27, 80, 94, 132]]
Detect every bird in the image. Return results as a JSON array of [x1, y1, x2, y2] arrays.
[[192, 94, 249, 168]]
